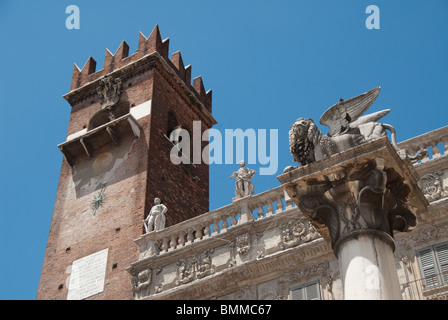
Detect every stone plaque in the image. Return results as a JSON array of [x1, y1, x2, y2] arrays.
[[67, 248, 109, 300]]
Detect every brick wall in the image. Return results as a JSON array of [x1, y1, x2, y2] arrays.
[[145, 68, 211, 227], [38, 27, 215, 300]]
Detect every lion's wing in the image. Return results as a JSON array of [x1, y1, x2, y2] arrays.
[[319, 87, 381, 136]]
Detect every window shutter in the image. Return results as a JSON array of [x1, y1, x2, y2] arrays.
[[418, 248, 438, 288], [435, 243, 448, 284], [291, 282, 320, 300], [291, 287, 304, 300], [306, 282, 319, 300]]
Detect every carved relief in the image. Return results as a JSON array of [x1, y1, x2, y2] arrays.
[[131, 269, 151, 299], [175, 249, 216, 286], [418, 171, 448, 201], [176, 259, 195, 286], [280, 218, 320, 250], [236, 233, 250, 255], [197, 250, 215, 279], [97, 76, 122, 109]]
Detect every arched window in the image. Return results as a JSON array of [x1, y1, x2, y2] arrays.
[[88, 101, 130, 131]]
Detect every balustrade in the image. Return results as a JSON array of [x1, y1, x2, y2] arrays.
[[398, 125, 448, 163], [138, 185, 295, 258]]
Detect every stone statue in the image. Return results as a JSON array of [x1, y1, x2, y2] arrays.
[[230, 160, 256, 199], [143, 198, 167, 233], [287, 87, 427, 169]]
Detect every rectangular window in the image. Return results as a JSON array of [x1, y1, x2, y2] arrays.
[[417, 242, 448, 289], [290, 281, 321, 300]]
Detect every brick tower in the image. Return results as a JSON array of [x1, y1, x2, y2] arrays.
[[37, 25, 216, 300]]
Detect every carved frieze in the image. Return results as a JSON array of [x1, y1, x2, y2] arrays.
[[280, 218, 320, 250], [280, 262, 329, 283], [408, 224, 448, 246]]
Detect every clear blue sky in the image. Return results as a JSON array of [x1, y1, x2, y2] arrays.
[[0, 1, 447, 300]]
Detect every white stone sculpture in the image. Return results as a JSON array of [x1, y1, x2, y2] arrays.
[[287, 86, 427, 169], [230, 160, 256, 199], [143, 198, 167, 233]]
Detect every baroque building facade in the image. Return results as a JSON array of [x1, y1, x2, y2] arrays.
[[38, 26, 448, 300], [128, 127, 448, 300]]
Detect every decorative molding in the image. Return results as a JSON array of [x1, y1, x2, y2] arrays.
[[280, 262, 329, 284]]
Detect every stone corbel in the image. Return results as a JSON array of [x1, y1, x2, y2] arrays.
[[106, 126, 120, 146]]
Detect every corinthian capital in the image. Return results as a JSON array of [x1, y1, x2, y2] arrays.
[[278, 138, 428, 256]]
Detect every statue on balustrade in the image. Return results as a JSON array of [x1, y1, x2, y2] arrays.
[[230, 160, 256, 199], [143, 198, 167, 233]]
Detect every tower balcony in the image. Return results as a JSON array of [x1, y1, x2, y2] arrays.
[[58, 113, 142, 166]]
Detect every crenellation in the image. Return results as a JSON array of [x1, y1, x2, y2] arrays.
[[104, 40, 130, 74], [171, 51, 185, 77], [67, 25, 211, 110]]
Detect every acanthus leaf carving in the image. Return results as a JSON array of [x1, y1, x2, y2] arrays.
[[294, 159, 418, 252]]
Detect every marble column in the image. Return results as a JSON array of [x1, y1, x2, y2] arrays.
[[278, 138, 428, 300]]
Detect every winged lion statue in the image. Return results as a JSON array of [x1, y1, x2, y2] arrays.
[[287, 87, 427, 168]]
